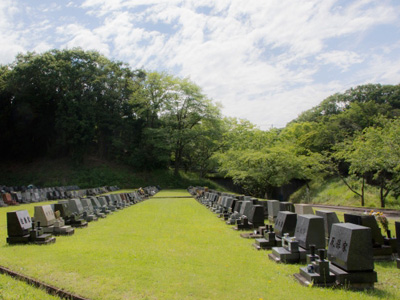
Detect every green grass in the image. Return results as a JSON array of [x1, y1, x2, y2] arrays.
[[0, 190, 399, 299], [0, 273, 60, 300], [290, 177, 400, 209]]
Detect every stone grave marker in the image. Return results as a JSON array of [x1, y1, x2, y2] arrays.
[[280, 202, 295, 212], [294, 204, 314, 215], [274, 211, 297, 239], [344, 213, 392, 258], [267, 200, 280, 222], [315, 210, 340, 242], [7, 210, 56, 244], [34, 205, 74, 235], [269, 214, 325, 264]]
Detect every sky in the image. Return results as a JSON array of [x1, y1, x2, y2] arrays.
[[1, 0, 400, 129]]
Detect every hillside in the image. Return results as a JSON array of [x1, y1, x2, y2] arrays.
[[0, 157, 223, 190]]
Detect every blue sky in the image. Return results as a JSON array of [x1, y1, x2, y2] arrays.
[[1, 0, 400, 129]]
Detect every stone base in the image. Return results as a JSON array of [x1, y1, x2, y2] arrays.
[[85, 214, 98, 222], [294, 270, 336, 287], [269, 247, 307, 264], [54, 226, 75, 236], [7, 234, 56, 245], [240, 232, 262, 239], [329, 264, 377, 289], [373, 246, 393, 261], [69, 220, 88, 228], [252, 238, 277, 250]]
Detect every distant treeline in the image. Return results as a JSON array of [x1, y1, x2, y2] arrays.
[[1, 49, 400, 207], [0, 49, 223, 175]]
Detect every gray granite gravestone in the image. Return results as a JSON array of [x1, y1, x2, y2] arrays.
[[267, 200, 280, 222], [56, 201, 88, 228], [294, 204, 314, 215], [80, 198, 103, 219], [34, 205, 74, 235]]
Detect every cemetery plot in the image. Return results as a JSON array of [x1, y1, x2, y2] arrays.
[[294, 223, 378, 289], [269, 214, 325, 264], [7, 210, 56, 245]]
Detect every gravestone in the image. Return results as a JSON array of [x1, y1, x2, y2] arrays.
[[327, 223, 377, 288], [267, 200, 280, 222], [34, 205, 74, 235], [90, 197, 112, 214], [80, 198, 102, 219], [274, 211, 297, 239], [344, 213, 392, 258], [315, 210, 340, 242], [396, 222, 400, 254], [248, 205, 265, 228], [280, 202, 295, 212], [6, 210, 56, 244], [269, 214, 325, 264], [55, 201, 88, 228], [102, 195, 117, 211], [294, 204, 314, 215], [294, 223, 378, 289], [226, 200, 243, 225]]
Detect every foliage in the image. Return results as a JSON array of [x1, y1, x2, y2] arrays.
[[335, 118, 400, 207], [0, 50, 224, 174]]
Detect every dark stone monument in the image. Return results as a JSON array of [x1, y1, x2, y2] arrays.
[[268, 214, 325, 264], [344, 213, 392, 259], [55, 202, 88, 228], [7, 210, 56, 244], [294, 223, 378, 289], [274, 211, 297, 239], [226, 200, 243, 225], [280, 202, 295, 213], [315, 210, 340, 245]]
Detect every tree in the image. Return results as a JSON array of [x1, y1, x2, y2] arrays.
[[336, 118, 400, 207]]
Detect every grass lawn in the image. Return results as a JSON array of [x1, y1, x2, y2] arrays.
[[0, 189, 398, 299]]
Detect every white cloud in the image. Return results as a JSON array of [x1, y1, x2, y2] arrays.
[[1, 0, 400, 128], [56, 24, 110, 56], [317, 50, 364, 71]]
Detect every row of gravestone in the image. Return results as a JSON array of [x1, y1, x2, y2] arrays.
[[189, 186, 400, 289], [0, 186, 120, 206], [0, 185, 79, 193], [6, 187, 160, 245]]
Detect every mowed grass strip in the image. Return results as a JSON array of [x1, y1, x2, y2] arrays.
[[0, 190, 398, 299], [0, 273, 60, 300]]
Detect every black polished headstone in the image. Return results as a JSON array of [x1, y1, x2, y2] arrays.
[[315, 210, 340, 238], [274, 211, 297, 238], [328, 223, 374, 272], [295, 214, 325, 250]]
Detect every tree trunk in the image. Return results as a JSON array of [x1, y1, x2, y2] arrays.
[[361, 177, 365, 207]]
